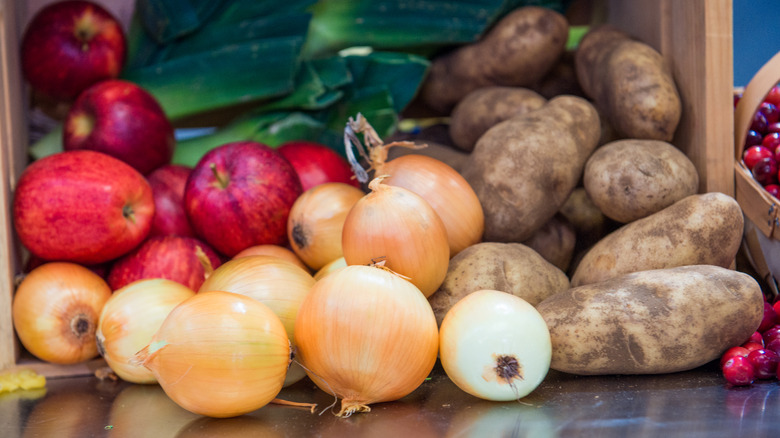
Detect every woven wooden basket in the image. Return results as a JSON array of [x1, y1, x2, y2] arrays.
[[735, 51, 780, 297]]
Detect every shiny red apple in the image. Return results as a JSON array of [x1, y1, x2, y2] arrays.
[[21, 0, 126, 101], [184, 141, 303, 257], [13, 150, 154, 264], [63, 79, 175, 175], [147, 164, 195, 237], [277, 140, 359, 191], [107, 235, 222, 291]]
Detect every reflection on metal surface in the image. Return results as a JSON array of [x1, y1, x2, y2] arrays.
[[443, 402, 556, 438], [4, 363, 780, 437], [176, 416, 282, 438], [107, 384, 199, 438]]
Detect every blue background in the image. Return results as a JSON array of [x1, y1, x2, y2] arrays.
[[734, 0, 780, 86]]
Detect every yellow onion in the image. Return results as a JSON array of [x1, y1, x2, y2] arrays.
[[342, 176, 449, 297], [12, 262, 112, 364], [232, 244, 310, 272], [287, 182, 364, 270], [133, 290, 291, 418], [439, 290, 551, 401], [96, 278, 195, 383], [313, 257, 347, 281], [382, 154, 483, 257], [198, 255, 315, 386], [294, 264, 439, 416], [345, 114, 484, 257]]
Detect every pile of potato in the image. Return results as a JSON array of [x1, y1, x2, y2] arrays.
[[404, 6, 764, 376]]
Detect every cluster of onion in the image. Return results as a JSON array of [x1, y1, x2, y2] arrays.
[[11, 114, 551, 418]]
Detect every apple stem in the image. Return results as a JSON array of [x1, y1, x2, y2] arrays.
[[210, 163, 229, 188], [123, 205, 136, 224]]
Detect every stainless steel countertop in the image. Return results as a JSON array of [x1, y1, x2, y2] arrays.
[[1, 361, 777, 437]]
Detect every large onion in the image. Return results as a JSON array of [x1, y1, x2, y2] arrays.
[[345, 114, 484, 257], [12, 262, 112, 364], [341, 176, 449, 297], [133, 291, 291, 418], [96, 278, 195, 383], [294, 264, 439, 416], [198, 255, 315, 386]]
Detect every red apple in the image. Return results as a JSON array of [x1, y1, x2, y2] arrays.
[[21, 0, 126, 101], [13, 150, 154, 264], [184, 141, 303, 257], [277, 140, 359, 191], [107, 235, 222, 291], [63, 79, 175, 175], [147, 164, 195, 237]]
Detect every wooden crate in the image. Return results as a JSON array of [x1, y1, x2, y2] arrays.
[[0, 0, 735, 374]]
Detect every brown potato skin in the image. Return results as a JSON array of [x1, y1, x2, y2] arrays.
[[428, 242, 569, 326], [522, 213, 576, 272], [583, 139, 699, 223], [570, 192, 744, 287], [575, 25, 681, 141], [449, 87, 547, 152], [537, 265, 764, 375], [461, 95, 601, 242], [420, 6, 568, 114]]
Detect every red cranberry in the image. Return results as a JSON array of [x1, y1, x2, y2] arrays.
[[765, 85, 780, 107], [773, 300, 780, 317], [746, 130, 765, 148], [721, 346, 751, 368], [765, 338, 780, 355], [722, 356, 755, 386], [742, 341, 765, 353], [768, 122, 780, 134], [747, 348, 780, 379], [759, 301, 778, 333], [763, 325, 780, 342], [748, 331, 765, 346], [752, 157, 779, 186], [744, 145, 774, 169], [752, 111, 769, 134], [760, 102, 780, 124], [764, 132, 780, 151], [765, 184, 780, 197]]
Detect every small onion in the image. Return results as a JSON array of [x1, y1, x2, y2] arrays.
[[198, 255, 315, 386], [342, 177, 449, 297], [233, 244, 310, 272], [439, 290, 551, 401], [294, 264, 439, 416], [133, 291, 291, 418], [313, 257, 347, 281], [287, 182, 364, 270], [345, 114, 484, 257], [12, 262, 112, 364], [96, 278, 195, 383]]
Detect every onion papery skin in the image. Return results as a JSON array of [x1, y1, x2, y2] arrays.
[[232, 244, 310, 273], [294, 265, 439, 416], [198, 255, 315, 387], [439, 290, 551, 401], [287, 182, 364, 271], [379, 154, 484, 258], [96, 279, 195, 383], [341, 178, 450, 298], [12, 262, 112, 364], [137, 290, 291, 418]]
